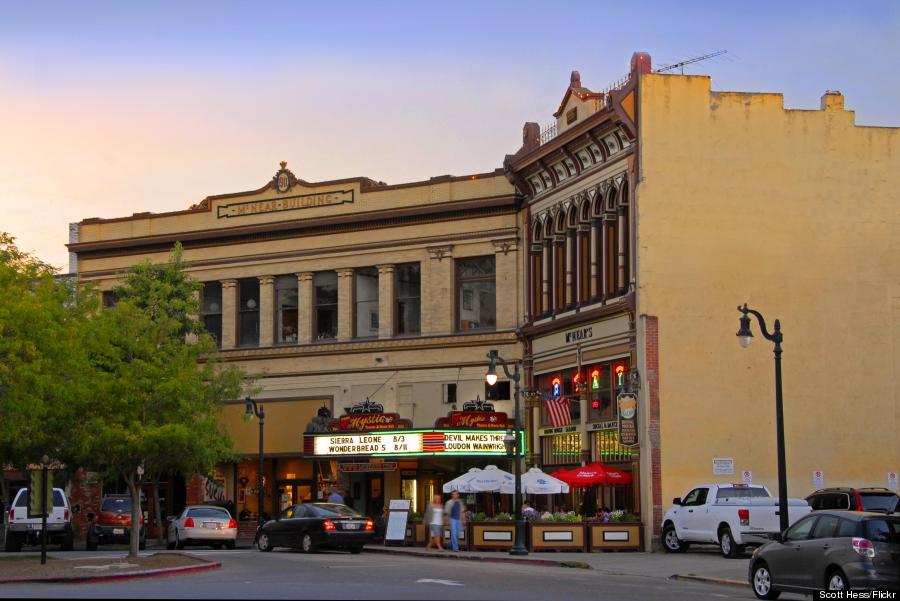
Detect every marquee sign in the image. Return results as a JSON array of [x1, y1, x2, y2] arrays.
[[303, 429, 526, 458], [435, 411, 510, 429], [333, 413, 413, 432]]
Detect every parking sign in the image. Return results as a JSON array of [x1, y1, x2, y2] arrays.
[[889, 471, 899, 491], [741, 470, 752, 484], [813, 469, 825, 487]]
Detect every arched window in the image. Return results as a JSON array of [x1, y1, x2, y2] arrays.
[[554, 211, 566, 311]]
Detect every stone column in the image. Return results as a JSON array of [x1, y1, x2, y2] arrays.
[[220, 279, 238, 349], [377, 264, 395, 338], [565, 231, 575, 307], [337, 268, 354, 341], [601, 223, 609, 299], [297, 272, 313, 344], [258, 276, 275, 347], [541, 241, 551, 314], [590, 220, 600, 299], [423, 245, 453, 334], [617, 207, 627, 294], [492, 238, 518, 329]]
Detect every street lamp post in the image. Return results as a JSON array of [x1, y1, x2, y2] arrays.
[[245, 397, 266, 527], [735, 303, 789, 534], [485, 349, 528, 556]]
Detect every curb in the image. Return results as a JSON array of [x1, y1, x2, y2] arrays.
[[669, 574, 749, 588], [366, 546, 591, 569], [0, 554, 221, 585]]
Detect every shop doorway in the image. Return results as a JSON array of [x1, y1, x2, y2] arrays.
[[276, 479, 313, 512], [346, 473, 384, 517]]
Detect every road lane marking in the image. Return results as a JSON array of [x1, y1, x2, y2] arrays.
[[416, 578, 463, 586]]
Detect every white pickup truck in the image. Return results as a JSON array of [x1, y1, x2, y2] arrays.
[[661, 483, 811, 558]]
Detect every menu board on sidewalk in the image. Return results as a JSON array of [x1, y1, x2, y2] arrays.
[[384, 499, 412, 546]]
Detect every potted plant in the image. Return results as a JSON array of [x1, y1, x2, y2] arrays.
[[406, 511, 425, 546], [529, 511, 586, 552], [587, 511, 642, 551]]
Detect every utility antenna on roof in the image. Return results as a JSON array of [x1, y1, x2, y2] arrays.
[[655, 50, 728, 75]]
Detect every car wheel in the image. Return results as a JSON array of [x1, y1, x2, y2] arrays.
[[301, 533, 315, 553], [175, 530, 185, 550], [751, 562, 780, 600], [662, 523, 687, 553], [719, 527, 743, 558], [826, 569, 848, 591], [225, 540, 235, 550], [257, 532, 272, 552], [349, 546, 363, 554], [166, 539, 176, 550]]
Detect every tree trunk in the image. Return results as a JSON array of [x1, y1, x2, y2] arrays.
[[124, 472, 141, 558], [151, 476, 164, 546]]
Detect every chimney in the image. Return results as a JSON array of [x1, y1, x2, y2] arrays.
[[521, 122, 540, 153], [570, 71, 582, 89], [820, 90, 844, 111]]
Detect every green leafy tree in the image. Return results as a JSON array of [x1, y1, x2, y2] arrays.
[[0, 233, 93, 533], [72, 244, 251, 557]]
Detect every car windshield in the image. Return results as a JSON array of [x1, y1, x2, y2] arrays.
[[859, 493, 899, 513], [716, 487, 770, 499], [187, 508, 230, 519], [13, 490, 66, 507], [101, 498, 132, 512], [309, 504, 361, 518], [865, 518, 900, 543]]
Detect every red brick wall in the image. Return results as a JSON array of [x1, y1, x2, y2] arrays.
[[69, 468, 102, 541], [185, 475, 204, 506], [645, 316, 663, 542]]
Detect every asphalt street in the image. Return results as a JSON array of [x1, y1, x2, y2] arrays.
[[0, 547, 810, 601]]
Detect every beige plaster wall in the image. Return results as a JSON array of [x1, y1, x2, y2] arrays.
[[636, 73, 900, 508]]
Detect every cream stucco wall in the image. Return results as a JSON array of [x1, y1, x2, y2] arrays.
[[636, 73, 900, 510]]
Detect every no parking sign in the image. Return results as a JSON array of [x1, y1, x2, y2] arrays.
[[741, 470, 752, 484]]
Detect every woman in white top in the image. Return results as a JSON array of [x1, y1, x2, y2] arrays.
[[423, 495, 444, 550]]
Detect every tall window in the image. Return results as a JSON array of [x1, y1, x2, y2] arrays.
[[578, 230, 590, 303], [238, 278, 259, 346], [314, 271, 338, 340], [395, 263, 421, 335], [587, 358, 629, 421], [200, 283, 222, 346], [456, 256, 496, 331], [530, 251, 543, 317], [606, 221, 617, 296], [354, 267, 379, 338], [101, 290, 119, 309], [275, 275, 298, 343], [554, 241, 565, 310]]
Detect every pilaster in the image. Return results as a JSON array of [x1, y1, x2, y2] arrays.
[[337, 268, 354, 341], [220, 279, 238, 349], [258, 275, 275, 347], [423, 245, 453, 334], [492, 238, 519, 329], [297, 272, 313, 344], [377, 264, 395, 338]]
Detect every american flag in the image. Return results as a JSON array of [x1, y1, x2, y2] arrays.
[[545, 396, 572, 427]]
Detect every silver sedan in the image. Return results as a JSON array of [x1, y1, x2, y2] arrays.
[[167, 505, 237, 550]]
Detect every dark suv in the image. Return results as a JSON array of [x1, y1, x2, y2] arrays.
[[86, 495, 145, 550], [806, 488, 899, 514]]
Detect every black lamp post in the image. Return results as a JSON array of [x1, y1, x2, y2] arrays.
[[736, 303, 789, 534], [245, 397, 266, 526], [486, 349, 528, 556]]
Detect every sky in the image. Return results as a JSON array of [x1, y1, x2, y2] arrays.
[[1, 1, 897, 269]]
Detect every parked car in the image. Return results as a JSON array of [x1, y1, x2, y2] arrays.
[[167, 505, 237, 550], [4, 488, 75, 552], [86, 495, 145, 551], [255, 503, 375, 553], [806, 487, 899, 514], [749, 511, 899, 598], [662, 483, 812, 557]]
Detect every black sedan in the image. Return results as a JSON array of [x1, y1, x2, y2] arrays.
[[749, 511, 899, 598], [255, 503, 375, 554]]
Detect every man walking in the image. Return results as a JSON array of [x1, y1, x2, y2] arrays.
[[327, 487, 344, 504], [444, 491, 466, 551]]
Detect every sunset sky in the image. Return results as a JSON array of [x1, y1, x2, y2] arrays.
[[2, 1, 897, 269]]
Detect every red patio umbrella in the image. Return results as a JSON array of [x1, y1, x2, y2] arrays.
[[551, 463, 633, 487]]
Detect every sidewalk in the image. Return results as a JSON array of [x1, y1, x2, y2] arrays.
[[365, 544, 750, 587]]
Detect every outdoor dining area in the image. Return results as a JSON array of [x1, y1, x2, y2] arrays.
[[403, 463, 642, 552]]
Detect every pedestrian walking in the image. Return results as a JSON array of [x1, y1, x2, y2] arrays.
[[444, 491, 466, 551], [327, 487, 344, 504], [423, 495, 444, 550]]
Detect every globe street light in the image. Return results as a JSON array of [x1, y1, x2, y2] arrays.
[[735, 303, 789, 534], [485, 349, 528, 556], [245, 397, 266, 527]]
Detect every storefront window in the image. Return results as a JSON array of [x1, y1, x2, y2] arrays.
[[238, 278, 259, 346], [536, 371, 581, 425], [456, 256, 496, 331], [401, 477, 418, 513], [541, 433, 582, 466], [354, 267, 379, 338], [396, 263, 421, 335], [585, 359, 629, 421], [200, 283, 222, 346], [314, 271, 338, 340], [592, 429, 634, 462], [276, 275, 298, 343]]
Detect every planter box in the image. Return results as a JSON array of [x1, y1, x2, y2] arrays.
[[528, 522, 586, 552], [404, 520, 427, 546], [469, 521, 516, 551], [587, 522, 642, 551], [442, 523, 468, 550]]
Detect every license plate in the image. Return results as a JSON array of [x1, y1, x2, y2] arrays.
[[343, 523, 359, 530], [113, 528, 125, 535], [202, 522, 220, 529], [29, 524, 41, 531]]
